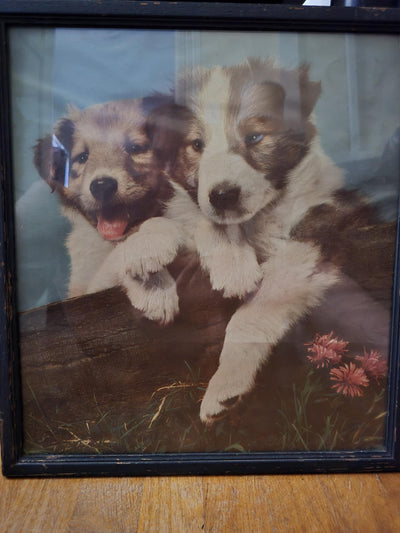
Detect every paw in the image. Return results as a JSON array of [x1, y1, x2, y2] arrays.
[[199, 366, 254, 424], [123, 219, 182, 280], [195, 219, 262, 299], [124, 236, 178, 279], [123, 269, 179, 325], [203, 246, 262, 299]]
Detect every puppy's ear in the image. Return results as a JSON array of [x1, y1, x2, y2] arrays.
[[147, 104, 192, 169], [33, 118, 74, 191], [299, 66, 322, 118]]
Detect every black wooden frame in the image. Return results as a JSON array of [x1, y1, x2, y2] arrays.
[[1, 0, 400, 477]]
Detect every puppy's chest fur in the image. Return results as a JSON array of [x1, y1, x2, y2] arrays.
[[235, 165, 390, 299]]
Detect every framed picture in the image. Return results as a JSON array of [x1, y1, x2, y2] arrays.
[[1, 1, 400, 477]]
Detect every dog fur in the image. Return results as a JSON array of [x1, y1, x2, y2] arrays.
[[33, 62, 385, 425], [170, 59, 361, 423], [34, 98, 186, 324]]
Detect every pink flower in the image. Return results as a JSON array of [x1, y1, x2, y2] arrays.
[[355, 348, 387, 383], [330, 362, 369, 397], [306, 332, 348, 368]]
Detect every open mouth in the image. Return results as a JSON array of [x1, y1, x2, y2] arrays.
[[95, 204, 130, 241]]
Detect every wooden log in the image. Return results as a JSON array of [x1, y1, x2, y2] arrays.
[[19, 258, 239, 454], [18, 219, 396, 455]]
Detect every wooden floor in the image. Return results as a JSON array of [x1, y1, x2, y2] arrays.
[[1, 470, 400, 532]]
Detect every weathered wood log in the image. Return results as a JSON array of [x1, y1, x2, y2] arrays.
[[19, 259, 240, 453], [18, 220, 396, 454]]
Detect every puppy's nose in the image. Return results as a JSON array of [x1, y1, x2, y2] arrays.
[[90, 177, 118, 204], [209, 184, 241, 210]]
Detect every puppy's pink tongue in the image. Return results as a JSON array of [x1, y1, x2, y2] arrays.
[[97, 213, 129, 241]]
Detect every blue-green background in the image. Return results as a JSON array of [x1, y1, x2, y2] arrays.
[[9, 28, 400, 311]]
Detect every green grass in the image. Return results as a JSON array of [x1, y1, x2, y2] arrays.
[[24, 361, 387, 455], [276, 369, 387, 451]]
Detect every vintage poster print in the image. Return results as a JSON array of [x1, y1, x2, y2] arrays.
[[10, 28, 400, 454]]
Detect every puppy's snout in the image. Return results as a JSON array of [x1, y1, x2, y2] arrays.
[[209, 184, 241, 211], [90, 177, 118, 204]]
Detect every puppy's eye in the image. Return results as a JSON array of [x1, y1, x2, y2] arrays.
[[125, 141, 147, 155], [245, 133, 264, 146], [76, 151, 89, 164], [191, 139, 204, 153]]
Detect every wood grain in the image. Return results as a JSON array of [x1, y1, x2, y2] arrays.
[[18, 273, 392, 456], [1, 472, 400, 532], [137, 477, 204, 532]]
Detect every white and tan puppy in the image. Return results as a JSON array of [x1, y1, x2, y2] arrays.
[[172, 59, 348, 423], [34, 98, 185, 324]]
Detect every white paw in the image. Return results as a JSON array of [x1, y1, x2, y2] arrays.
[[123, 269, 179, 325], [123, 218, 182, 280], [203, 246, 263, 299], [124, 236, 178, 280], [195, 219, 262, 299], [199, 364, 255, 424]]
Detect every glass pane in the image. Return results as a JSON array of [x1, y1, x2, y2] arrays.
[[9, 27, 400, 454]]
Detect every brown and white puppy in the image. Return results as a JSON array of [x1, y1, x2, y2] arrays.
[[171, 59, 352, 423], [34, 98, 186, 324]]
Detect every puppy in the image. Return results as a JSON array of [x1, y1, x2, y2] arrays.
[[172, 59, 371, 423], [34, 98, 186, 324]]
